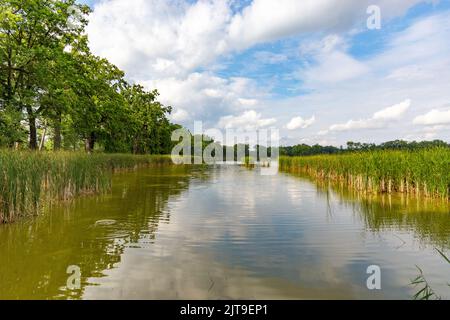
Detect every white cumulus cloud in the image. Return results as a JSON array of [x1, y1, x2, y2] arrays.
[[413, 109, 450, 125], [227, 0, 427, 49], [328, 99, 411, 132], [286, 116, 316, 130], [87, 0, 427, 79], [170, 108, 190, 122], [217, 110, 276, 131], [84, 0, 447, 144], [373, 99, 412, 120]]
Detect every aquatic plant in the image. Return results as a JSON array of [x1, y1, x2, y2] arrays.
[[411, 266, 440, 300], [279, 148, 450, 199], [242, 156, 256, 168], [0, 151, 174, 223], [410, 249, 450, 300]]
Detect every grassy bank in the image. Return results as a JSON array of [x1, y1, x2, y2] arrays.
[[0, 152, 173, 223], [279, 148, 450, 199]]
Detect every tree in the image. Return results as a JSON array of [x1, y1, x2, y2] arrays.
[[123, 85, 171, 154], [0, 1, 185, 154], [0, 0, 90, 149]]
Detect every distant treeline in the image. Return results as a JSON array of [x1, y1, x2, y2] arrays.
[[177, 136, 449, 160], [280, 140, 449, 157]]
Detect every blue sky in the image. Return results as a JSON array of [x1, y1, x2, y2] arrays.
[[80, 0, 450, 146]]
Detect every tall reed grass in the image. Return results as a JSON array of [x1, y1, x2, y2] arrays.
[[279, 148, 450, 199], [0, 152, 174, 223]]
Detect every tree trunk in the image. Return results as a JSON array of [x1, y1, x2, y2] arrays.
[[85, 132, 96, 153], [26, 105, 38, 150], [53, 112, 62, 151], [133, 134, 141, 154], [39, 121, 47, 151]]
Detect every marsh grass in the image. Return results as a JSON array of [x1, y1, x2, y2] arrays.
[[411, 266, 440, 300], [0, 152, 173, 223], [242, 156, 256, 168], [279, 148, 450, 199], [411, 249, 450, 300]]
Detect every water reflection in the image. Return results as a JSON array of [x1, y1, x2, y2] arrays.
[[0, 166, 199, 299], [0, 165, 448, 300], [305, 176, 450, 248]]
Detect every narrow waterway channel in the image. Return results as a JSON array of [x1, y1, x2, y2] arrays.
[[0, 165, 449, 299]]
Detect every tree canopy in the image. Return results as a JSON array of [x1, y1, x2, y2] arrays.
[[0, 0, 177, 153]]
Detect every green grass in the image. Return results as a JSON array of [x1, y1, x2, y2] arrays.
[[242, 156, 255, 168], [0, 151, 174, 223], [410, 249, 450, 300], [279, 148, 450, 199]]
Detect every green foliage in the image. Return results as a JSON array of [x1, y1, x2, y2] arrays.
[[280, 140, 450, 157], [0, 0, 178, 153], [411, 266, 440, 300], [0, 106, 26, 146], [242, 156, 255, 167], [0, 151, 173, 223], [279, 148, 450, 199], [410, 249, 450, 300], [281, 144, 341, 156]]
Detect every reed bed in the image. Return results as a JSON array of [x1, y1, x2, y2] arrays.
[[242, 156, 256, 168], [279, 148, 450, 200], [0, 152, 174, 223]]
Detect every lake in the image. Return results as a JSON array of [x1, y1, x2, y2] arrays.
[[0, 165, 449, 299]]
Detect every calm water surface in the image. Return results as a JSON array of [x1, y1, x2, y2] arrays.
[[0, 165, 449, 299]]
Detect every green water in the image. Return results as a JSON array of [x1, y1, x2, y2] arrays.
[[0, 165, 449, 300]]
